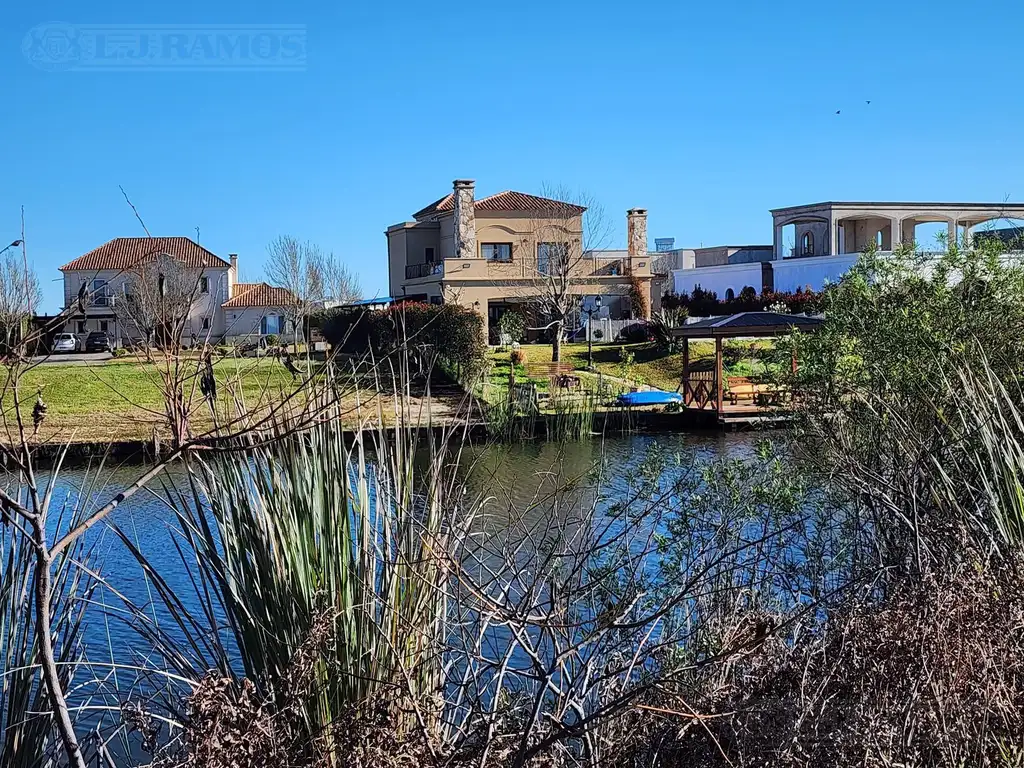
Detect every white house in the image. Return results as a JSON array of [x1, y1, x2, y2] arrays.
[[60, 237, 298, 346], [671, 201, 1024, 297], [221, 282, 300, 343]]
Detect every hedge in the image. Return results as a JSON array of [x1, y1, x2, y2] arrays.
[[314, 302, 486, 373]]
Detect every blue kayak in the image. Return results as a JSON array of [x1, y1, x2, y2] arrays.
[[616, 390, 684, 407]]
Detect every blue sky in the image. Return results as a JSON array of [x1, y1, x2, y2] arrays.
[[4, 0, 1024, 313]]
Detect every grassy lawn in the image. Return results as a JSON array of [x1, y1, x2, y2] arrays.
[[2, 355, 454, 444], [483, 341, 778, 400]]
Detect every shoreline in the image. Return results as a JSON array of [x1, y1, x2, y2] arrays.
[[16, 407, 786, 467]]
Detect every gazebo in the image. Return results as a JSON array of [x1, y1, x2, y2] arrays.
[[669, 312, 825, 417]]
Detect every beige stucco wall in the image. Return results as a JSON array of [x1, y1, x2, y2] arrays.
[[389, 207, 657, 339]]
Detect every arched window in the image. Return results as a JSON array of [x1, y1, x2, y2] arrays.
[[876, 230, 884, 248], [725, 288, 735, 301], [801, 232, 814, 256]]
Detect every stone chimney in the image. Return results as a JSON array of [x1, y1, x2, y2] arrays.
[[627, 209, 648, 263], [453, 179, 476, 260], [228, 253, 238, 297]]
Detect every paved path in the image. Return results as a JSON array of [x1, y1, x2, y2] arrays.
[[29, 352, 112, 366]]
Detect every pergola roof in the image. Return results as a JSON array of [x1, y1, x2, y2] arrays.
[[670, 312, 825, 338]]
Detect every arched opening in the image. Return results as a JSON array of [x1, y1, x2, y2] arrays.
[[725, 288, 735, 301], [876, 230, 883, 248], [968, 217, 1024, 251], [801, 232, 814, 256]]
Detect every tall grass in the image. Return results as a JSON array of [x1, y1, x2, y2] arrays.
[[116, 403, 460, 759]]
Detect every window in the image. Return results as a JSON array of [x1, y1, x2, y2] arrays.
[[202, 317, 210, 330], [76, 321, 86, 334], [537, 242, 568, 275], [199, 276, 209, 294], [260, 315, 281, 336], [429, 295, 443, 306], [100, 320, 109, 333], [92, 279, 110, 306], [801, 232, 814, 256], [425, 247, 435, 263], [481, 243, 512, 262]]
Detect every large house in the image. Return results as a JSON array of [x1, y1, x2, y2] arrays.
[[386, 180, 657, 340], [59, 237, 298, 346], [672, 201, 1024, 298]]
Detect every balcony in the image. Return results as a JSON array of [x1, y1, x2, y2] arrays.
[[405, 262, 443, 280]]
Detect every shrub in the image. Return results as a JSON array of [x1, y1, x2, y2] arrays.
[[617, 322, 651, 343], [318, 302, 486, 375], [112, 347, 127, 358], [264, 334, 280, 347], [628, 275, 650, 319], [592, 328, 604, 340], [509, 348, 525, 367]]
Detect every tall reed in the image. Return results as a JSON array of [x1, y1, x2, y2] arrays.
[[117, 403, 461, 759]]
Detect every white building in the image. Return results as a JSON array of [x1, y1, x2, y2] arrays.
[[60, 237, 298, 346], [672, 201, 1024, 297]]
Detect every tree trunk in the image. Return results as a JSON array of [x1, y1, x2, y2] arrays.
[[551, 322, 562, 362]]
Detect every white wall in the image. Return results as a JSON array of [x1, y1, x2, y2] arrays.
[[223, 307, 299, 343], [672, 263, 764, 300], [772, 254, 858, 293]]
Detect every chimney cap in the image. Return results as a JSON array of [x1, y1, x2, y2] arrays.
[[453, 179, 476, 188], [627, 208, 648, 216]]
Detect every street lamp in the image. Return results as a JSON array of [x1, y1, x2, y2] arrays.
[[0, 239, 23, 257], [585, 295, 602, 370]]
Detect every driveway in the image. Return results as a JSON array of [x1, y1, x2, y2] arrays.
[[30, 352, 113, 366]]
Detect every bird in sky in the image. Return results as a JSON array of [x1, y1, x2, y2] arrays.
[[835, 110, 841, 115]]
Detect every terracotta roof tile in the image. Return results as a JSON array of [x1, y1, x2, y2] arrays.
[[223, 282, 297, 308], [476, 190, 586, 215], [60, 237, 230, 271], [412, 190, 586, 221], [413, 194, 455, 220]]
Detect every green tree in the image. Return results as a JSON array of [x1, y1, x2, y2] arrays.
[[785, 241, 1024, 576]]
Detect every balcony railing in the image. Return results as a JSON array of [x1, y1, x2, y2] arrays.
[[405, 262, 443, 280]]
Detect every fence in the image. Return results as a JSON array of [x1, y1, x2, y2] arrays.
[[584, 318, 640, 342]]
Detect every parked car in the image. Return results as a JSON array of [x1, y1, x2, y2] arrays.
[[85, 331, 112, 353], [52, 333, 79, 353]]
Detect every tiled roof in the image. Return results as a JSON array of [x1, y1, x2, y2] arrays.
[[60, 237, 230, 271], [413, 190, 586, 220], [222, 282, 297, 308]]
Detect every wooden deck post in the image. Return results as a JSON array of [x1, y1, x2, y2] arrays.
[[681, 340, 690, 402], [715, 336, 724, 417]]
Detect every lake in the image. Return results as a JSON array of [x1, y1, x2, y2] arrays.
[[41, 431, 763, 658]]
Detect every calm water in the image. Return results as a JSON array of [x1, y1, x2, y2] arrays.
[[42, 431, 762, 657], [14, 431, 771, 760]]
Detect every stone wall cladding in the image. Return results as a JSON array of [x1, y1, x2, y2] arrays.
[[453, 179, 477, 261]]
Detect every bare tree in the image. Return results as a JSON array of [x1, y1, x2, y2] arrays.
[[265, 236, 320, 346], [319, 252, 361, 305], [266, 236, 361, 347], [0, 240, 39, 353], [519, 185, 612, 362], [115, 252, 207, 349]]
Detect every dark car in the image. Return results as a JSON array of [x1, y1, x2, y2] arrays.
[[84, 331, 112, 353]]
